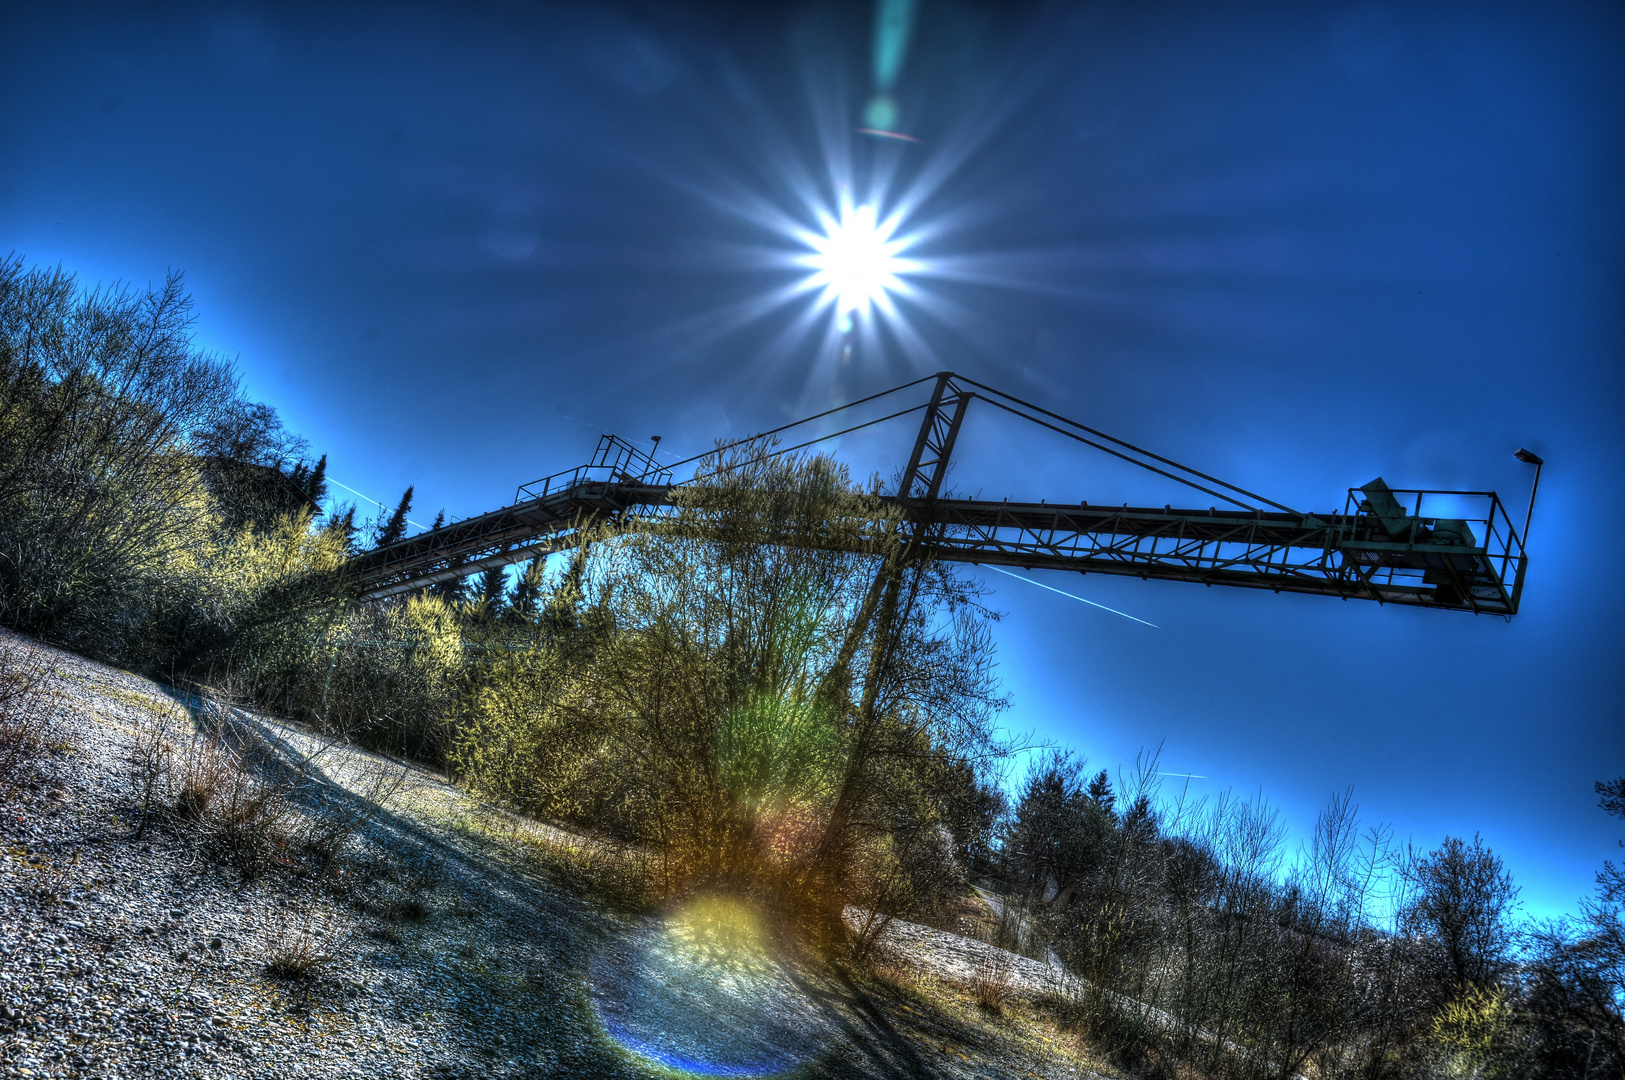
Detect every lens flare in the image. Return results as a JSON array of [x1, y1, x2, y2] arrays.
[[795, 200, 920, 326], [589, 895, 830, 1077]]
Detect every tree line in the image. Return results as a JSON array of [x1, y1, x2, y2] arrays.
[[1000, 753, 1625, 1078]]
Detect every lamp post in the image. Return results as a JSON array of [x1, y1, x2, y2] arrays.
[[1514, 448, 1544, 550]]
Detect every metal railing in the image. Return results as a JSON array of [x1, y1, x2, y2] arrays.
[[1338, 485, 1526, 615], [516, 435, 672, 504]]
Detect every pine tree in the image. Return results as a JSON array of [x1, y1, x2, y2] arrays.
[[324, 504, 358, 554], [427, 514, 461, 603], [374, 485, 414, 548], [1087, 769, 1116, 816], [475, 564, 507, 617], [1120, 793, 1157, 846], [430, 557, 467, 605], [508, 556, 545, 621], [543, 544, 588, 631], [305, 454, 328, 506], [1596, 777, 1624, 901]]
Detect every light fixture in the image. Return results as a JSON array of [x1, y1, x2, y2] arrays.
[[1514, 447, 1544, 549]]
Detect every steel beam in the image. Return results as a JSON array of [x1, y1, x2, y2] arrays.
[[345, 483, 1515, 615], [339, 373, 1525, 617]]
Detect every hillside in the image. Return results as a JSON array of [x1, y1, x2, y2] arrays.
[[0, 630, 1110, 1080]]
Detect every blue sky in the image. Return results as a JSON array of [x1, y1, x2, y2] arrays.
[[3, 0, 1621, 919]]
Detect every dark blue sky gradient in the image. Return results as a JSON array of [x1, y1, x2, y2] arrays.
[[3, 1, 1621, 918]]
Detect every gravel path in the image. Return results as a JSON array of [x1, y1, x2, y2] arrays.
[[0, 630, 1107, 1080], [1, 630, 614, 1079], [853, 913, 1073, 1002]]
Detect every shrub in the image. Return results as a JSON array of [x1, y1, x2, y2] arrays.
[[0, 637, 53, 799], [0, 258, 309, 665], [450, 444, 1007, 938], [234, 590, 462, 762]]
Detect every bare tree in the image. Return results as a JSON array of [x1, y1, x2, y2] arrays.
[[1403, 834, 1520, 997]]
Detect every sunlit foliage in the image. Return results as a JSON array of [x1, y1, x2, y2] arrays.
[[453, 443, 1006, 935], [0, 256, 313, 663]]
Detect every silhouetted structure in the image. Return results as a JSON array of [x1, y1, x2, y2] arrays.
[[344, 373, 1529, 617]]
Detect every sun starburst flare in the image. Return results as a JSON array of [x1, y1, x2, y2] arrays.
[[794, 200, 921, 330]]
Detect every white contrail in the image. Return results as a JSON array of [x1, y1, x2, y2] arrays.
[[982, 564, 1159, 628], [327, 478, 429, 531], [1157, 772, 1208, 779]]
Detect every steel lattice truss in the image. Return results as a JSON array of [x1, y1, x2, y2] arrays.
[[344, 373, 1529, 617]]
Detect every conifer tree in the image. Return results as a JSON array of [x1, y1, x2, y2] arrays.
[[1087, 769, 1116, 816], [542, 544, 588, 632], [305, 453, 328, 506], [431, 545, 467, 604], [475, 564, 507, 617], [430, 569, 465, 605], [324, 504, 358, 554], [508, 556, 544, 621], [374, 485, 414, 548], [430, 510, 445, 531], [1600, 776, 1625, 901]]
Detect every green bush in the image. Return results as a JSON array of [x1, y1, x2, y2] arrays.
[[0, 257, 309, 663], [451, 443, 1007, 938], [0, 256, 465, 762]]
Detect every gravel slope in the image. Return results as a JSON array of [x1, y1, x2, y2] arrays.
[[0, 630, 1105, 1080]]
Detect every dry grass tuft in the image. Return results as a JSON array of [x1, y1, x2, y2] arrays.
[[127, 699, 176, 837], [121, 678, 409, 889], [130, 681, 408, 879], [971, 947, 1014, 1013], [261, 902, 351, 981], [170, 715, 296, 876], [298, 755, 407, 870]]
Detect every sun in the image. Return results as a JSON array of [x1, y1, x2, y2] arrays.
[[795, 200, 919, 329]]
